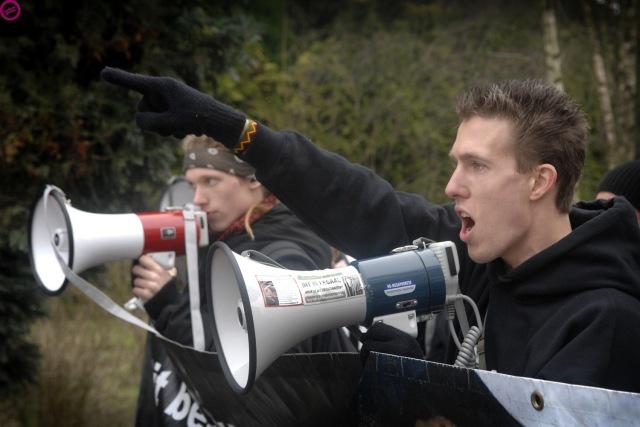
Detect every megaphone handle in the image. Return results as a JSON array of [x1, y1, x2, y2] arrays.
[[125, 252, 176, 313], [148, 251, 176, 270]]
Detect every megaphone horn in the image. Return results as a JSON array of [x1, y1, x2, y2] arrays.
[[207, 240, 459, 394], [28, 185, 209, 295]]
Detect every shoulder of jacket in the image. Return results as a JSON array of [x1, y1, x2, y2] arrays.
[[261, 240, 306, 258]]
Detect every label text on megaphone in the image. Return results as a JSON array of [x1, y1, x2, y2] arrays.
[[253, 270, 364, 307]]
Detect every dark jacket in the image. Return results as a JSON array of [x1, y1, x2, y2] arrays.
[[241, 126, 640, 394], [135, 203, 355, 426]]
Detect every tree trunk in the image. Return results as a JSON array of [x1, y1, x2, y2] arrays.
[[614, 0, 638, 161], [581, 0, 618, 168], [541, 0, 564, 90]]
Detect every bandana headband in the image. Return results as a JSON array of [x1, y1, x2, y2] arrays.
[[183, 147, 256, 179]]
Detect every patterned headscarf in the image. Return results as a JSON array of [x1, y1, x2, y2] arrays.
[[183, 147, 256, 179]]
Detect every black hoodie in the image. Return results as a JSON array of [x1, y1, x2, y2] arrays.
[[484, 197, 640, 391], [241, 127, 640, 394]]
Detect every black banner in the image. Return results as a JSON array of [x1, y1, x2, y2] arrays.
[[160, 336, 361, 426]]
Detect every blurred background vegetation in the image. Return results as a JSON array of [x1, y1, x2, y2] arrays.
[[0, 0, 637, 425]]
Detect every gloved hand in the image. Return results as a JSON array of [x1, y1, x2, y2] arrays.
[[100, 67, 246, 145], [360, 322, 424, 366]]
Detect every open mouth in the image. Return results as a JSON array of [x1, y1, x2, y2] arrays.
[[460, 212, 475, 236]]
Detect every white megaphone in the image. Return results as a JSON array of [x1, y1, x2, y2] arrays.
[[158, 175, 195, 211], [207, 239, 463, 394], [29, 185, 208, 295]]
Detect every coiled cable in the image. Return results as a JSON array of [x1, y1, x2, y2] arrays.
[[454, 325, 482, 368], [446, 294, 484, 369]]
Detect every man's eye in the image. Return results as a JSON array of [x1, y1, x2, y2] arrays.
[[205, 178, 219, 186], [472, 162, 486, 170]]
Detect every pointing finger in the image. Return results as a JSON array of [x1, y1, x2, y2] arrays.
[[100, 67, 158, 95]]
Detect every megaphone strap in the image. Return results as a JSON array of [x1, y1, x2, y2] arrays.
[[184, 209, 206, 351]]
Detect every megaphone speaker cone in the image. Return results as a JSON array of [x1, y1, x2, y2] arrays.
[[28, 187, 72, 295], [207, 242, 256, 393], [207, 241, 367, 394]]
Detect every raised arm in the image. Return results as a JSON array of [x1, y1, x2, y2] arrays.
[[101, 67, 461, 258]]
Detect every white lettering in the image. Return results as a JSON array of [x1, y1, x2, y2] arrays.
[[154, 370, 172, 405], [187, 400, 208, 427], [165, 382, 191, 421]]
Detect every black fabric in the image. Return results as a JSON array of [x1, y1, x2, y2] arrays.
[[360, 322, 424, 366], [238, 126, 640, 394], [257, 240, 315, 268], [101, 67, 246, 142], [597, 159, 640, 211], [135, 204, 356, 427]]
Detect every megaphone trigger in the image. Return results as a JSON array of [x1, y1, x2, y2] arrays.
[[147, 251, 177, 270]]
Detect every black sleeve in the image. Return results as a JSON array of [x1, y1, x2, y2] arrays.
[[243, 126, 463, 260], [144, 277, 195, 347], [144, 277, 181, 320], [259, 240, 318, 271]]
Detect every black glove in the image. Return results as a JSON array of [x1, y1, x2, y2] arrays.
[[100, 67, 246, 145], [360, 322, 424, 366]]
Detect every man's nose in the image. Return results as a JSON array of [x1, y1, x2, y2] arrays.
[[444, 169, 461, 199]]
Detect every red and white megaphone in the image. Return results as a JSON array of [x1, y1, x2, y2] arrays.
[[28, 185, 208, 295]]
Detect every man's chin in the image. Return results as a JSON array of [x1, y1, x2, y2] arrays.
[[467, 248, 496, 265]]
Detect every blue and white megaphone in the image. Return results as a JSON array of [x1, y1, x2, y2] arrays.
[[207, 239, 476, 394]]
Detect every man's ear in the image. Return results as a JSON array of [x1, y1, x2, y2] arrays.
[[530, 163, 557, 201], [247, 178, 262, 190]]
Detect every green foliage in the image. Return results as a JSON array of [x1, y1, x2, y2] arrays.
[[0, 274, 46, 400], [220, 0, 617, 203], [0, 0, 262, 401], [220, 1, 551, 203], [266, 30, 460, 202]]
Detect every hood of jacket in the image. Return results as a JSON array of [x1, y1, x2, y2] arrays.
[[487, 196, 640, 301]]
